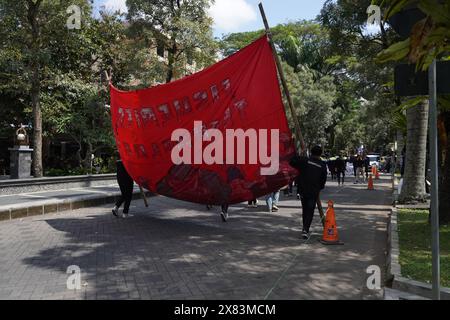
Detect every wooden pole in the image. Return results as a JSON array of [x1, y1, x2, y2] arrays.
[[258, 2, 305, 153], [139, 185, 149, 207], [258, 2, 324, 226]]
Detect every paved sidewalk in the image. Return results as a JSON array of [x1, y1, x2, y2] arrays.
[[0, 175, 392, 300], [0, 185, 148, 221]]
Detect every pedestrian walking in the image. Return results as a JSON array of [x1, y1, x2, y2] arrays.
[[247, 199, 258, 208], [112, 153, 134, 218], [354, 155, 365, 184], [266, 191, 280, 213], [350, 154, 357, 177], [335, 155, 347, 186], [327, 157, 336, 181], [289, 145, 327, 240]]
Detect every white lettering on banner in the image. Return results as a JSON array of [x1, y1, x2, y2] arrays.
[[116, 78, 232, 129], [171, 121, 280, 176]]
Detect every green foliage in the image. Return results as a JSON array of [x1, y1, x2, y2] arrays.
[[378, 0, 450, 70], [126, 0, 217, 84], [41, 73, 115, 157], [282, 62, 337, 147], [398, 209, 450, 287], [0, 1, 127, 171]]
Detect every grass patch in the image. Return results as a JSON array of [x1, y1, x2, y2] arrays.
[[398, 209, 450, 288]]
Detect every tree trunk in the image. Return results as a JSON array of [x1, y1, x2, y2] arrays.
[[31, 69, 42, 177], [399, 100, 429, 203], [165, 38, 178, 83], [83, 142, 93, 171], [27, 0, 43, 177], [439, 111, 450, 224], [395, 130, 404, 173], [166, 52, 174, 83]]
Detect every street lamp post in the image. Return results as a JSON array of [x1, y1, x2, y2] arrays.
[[428, 59, 440, 300], [389, 4, 441, 300]]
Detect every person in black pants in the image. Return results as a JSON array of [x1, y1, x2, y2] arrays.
[[289, 145, 327, 240], [335, 155, 347, 186], [247, 199, 258, 208], [112, 155, 134, 218]]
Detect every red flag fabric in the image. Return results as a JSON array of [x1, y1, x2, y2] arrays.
[[110, 36, 298, 205]]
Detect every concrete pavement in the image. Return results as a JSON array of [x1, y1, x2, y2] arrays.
[[0, 175, 392, 300], [0, 185, 150, 221]]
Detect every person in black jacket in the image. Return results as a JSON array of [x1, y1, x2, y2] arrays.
[[289, 145, 328, 240], [335, 155, 347, 186], [112, 153, 134, 218]]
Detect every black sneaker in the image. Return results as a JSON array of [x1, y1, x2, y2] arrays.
[[302, 231, 310, 241]]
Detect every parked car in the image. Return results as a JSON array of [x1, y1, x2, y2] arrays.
[[367, 154, 381, 168]]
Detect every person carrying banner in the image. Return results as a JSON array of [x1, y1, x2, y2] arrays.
[[247, 199, 258, 208], [266, 191, 280, 213], [289, 145, 327, 240], [112, 153, 134, 218]]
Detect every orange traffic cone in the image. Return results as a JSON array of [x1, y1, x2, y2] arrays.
[[320, 200, 344, 245], [367, 174, 374, 190], [375, 167, 380, 180], [371, 165, 377, 176]]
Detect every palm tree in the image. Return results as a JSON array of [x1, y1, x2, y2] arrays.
[[439, 111, 450, 223], [398, 101, 429, 203]]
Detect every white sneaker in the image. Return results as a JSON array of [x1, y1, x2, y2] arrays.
[[302, 231, 311, 241], [122, 213, 129, 219], [220, 212, 228, 222]]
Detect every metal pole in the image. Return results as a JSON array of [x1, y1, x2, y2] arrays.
[[258, 2, 305, 153], [428, 59, 440, 300]]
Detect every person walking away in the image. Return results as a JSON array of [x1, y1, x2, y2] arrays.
[[289, 145, 327, 240], [247, 199, 258, 208], [355, 155, 365, 184], [112, 154, 134, 218], [327, 158, 336, 181], [335, 155, 347, 186], [350, 154, 357, 177], [266, 191, 280, 213]]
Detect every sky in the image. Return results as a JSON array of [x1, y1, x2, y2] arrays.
[[93, 0, 328, 37]]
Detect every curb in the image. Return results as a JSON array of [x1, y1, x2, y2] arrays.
[[0, 174, 117, 195], [0, 189, 153, 222], [387, 206, 450, 299]]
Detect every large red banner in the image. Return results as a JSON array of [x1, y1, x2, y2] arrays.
[[110, 36, 298, 205]]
